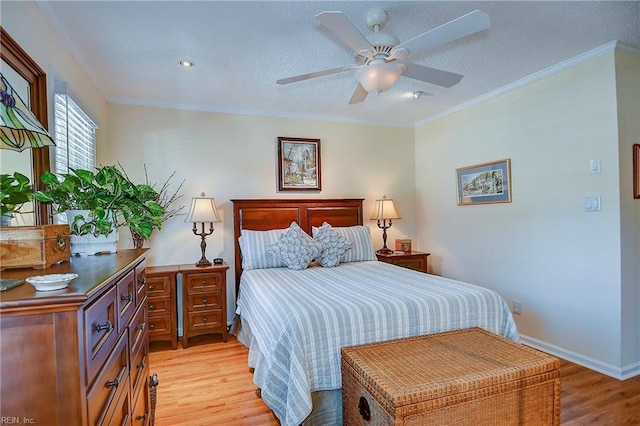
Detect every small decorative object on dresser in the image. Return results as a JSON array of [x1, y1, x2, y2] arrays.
[[376, 250, 430, 273], [181, 262, 229, 348], [370, 195, 401, 254]]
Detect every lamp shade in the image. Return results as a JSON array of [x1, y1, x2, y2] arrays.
[[0, 73, 55, 152], [355, 62, 406, 94], [184, 195, 221, 223], [370, 195, 401, 220]]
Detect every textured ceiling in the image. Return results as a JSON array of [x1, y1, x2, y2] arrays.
[[37, 1, 639, 127]]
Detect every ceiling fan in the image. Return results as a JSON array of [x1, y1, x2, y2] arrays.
[[276, 9, 490, 104]]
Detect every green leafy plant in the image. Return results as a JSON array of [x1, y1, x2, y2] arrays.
[[0, 172, 33, 219], [34, 165, 166, 239]]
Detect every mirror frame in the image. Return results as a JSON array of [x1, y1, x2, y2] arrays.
[[1, 26, 52, 225]]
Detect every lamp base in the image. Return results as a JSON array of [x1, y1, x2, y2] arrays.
[[376, 247, 394, 255], [195, 258, 212, 267]]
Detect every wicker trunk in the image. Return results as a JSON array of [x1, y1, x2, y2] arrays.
[[341, 328, 560, 425]]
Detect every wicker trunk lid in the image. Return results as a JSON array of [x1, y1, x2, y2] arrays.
[[341, 327, 560, 425]]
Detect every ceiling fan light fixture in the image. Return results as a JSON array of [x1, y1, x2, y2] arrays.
[[355, 62, 405, 94]]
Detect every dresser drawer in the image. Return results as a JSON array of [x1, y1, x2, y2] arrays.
[[130, 334, 149, 400], [147, 296, 171, 316], [187, 310, 223, 330], [146, 275, 172, 297], [185, 272, 222, 292], [187, 292, 222, 311], [148, 315, 172, 336], [135, 260, 147, 307], [86, 332, 129, 426], [116, 269, 136, 335], [84, 286, 118, 385], [104, 375, 132, 426], [130, 302, 147, 357], [132, 375, 150, 426]]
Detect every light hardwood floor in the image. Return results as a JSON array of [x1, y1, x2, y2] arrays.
[[149, 337, 640, 425]]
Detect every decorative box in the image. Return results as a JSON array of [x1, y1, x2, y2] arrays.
[[0, 224, 71, 271], [394, 238, 411, 252], [342, 327, 561, 425]]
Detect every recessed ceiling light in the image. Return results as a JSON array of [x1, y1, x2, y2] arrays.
[[179, 60, 195, 68]]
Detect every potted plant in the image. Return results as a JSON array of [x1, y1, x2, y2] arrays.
[[0, 172, 33, 226], [34, 165, 166, 254]]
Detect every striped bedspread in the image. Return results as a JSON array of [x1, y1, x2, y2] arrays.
[[235, 261, 519, 426]]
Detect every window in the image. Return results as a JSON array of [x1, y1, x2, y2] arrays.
[[53, 82, 97, 175]]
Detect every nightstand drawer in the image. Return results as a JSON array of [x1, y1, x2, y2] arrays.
[[187, 310, 223, 330], [391, 257, 426, 272], [148, 315, 172, 335], [185, 272, 222, 292], [187, 292, 222, 310], [147, 275, 172, 296], [147, 296, 171, 316]]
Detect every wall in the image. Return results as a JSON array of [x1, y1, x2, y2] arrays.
[[106, 104, 416, 315], [415, 50, 639, 378]]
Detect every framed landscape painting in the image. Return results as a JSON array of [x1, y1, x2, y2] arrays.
[[456, 159, 511, 206], [277, 137, 321, 191]]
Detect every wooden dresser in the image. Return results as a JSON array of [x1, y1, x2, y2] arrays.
[[146, 265, 179, 349], [0, 249, 151, 426]]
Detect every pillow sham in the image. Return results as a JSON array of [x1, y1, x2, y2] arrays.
[[267, 222, 324, 270], [313, 224, 376, 263], [239, 228, 286, 270], [312, 222, 353, 267]]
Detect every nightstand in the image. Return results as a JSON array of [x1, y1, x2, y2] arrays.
[[376, 251, 430, 273], [180, 263, 229, 348], [146, 265, 179, 349]]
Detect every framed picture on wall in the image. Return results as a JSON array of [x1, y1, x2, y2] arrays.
[[277, 137, 321, 191], [456, 158, 512, 205], [634, 144, 640, 199]]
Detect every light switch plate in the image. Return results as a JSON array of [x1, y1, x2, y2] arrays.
[[584, 196, 601, 212]]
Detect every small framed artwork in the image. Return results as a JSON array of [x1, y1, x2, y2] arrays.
[[456, 158, 511, 206], [634, 144, 640, 199], [277, 137, 321, 191]]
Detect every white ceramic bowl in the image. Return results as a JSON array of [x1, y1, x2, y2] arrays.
[[26, 273, 78, 291]]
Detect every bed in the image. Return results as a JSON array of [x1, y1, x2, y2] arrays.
[[231, 199, 519, 426]]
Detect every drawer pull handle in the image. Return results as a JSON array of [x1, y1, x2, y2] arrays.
[[121, 293, 133, 302], [136, 413, 148, 421], [106, 376, 120, 388], [202, 299, 208, 304], [201, 280, 207, 285], [137, 322, 146, 332], [149, 324, 155, 329], [358, 397, 371, 421], [96, 320, 113, 333], [148, 285, 155, 290], [138, 277, 147, 285], [149, 304, 155, 310], [137, 360, 146, 370], [203, 317, 208, 323]]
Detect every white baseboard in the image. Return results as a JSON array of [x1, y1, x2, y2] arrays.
[[520, 334, 640, 380]]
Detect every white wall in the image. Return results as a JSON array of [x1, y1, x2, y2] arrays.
[[415, 50, 639, 378], [106, 104, 416, 315]]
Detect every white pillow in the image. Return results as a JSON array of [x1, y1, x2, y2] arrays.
[[313, 224, 377, 263], [312, 222, 353, 267], [267, 222, 324, 270], [239, 228, 286, 270]]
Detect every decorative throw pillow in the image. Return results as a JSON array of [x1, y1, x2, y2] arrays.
[[331, 225, 377, 263], [313, 222, 353, 267], [239, 229, 287, 270], [267, 222, 324, 270]]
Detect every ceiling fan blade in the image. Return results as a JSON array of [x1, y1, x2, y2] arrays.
[[276, 66, 350, 85], [348, 83, 368, 105], [402, 63, 463, 87], [315, 11, 375, 55], [390, 10, 490, 57]]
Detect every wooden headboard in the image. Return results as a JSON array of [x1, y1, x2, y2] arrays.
[[231, 198, 364, 296]]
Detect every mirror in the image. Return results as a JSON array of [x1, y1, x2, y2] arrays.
[[1, 27, 52, 225]]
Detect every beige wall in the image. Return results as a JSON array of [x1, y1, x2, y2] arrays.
[[107, 104, 416, 310], [415, 50, 639, 378]]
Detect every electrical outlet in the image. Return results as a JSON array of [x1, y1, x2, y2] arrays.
[[512, 300, 522, 315]]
